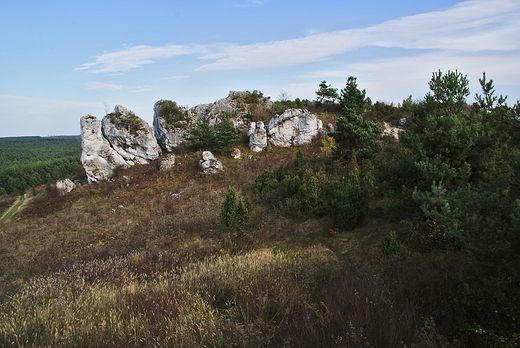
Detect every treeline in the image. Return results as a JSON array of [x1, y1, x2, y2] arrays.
[[0, 137, 82, 195]]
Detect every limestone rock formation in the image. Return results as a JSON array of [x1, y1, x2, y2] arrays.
[[382, 121, 403, 139], [247, 121, 268, 152], [159, 154, 176, 172], [188, 91, 272, 129], [153, 100, 193, 152], [80, 115, 129, 182], [199, 151, 223, 174], [56, 178, 76, 196], [231, 148, 241, 159], [266, 109, 324, 147], [102, 105, 161, 165]]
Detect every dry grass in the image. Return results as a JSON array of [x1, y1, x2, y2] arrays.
[[0, 144, 460, 347]]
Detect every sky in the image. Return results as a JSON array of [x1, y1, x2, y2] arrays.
[[1, 0, 519, 137]]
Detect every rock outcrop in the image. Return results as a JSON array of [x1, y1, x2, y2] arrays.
[[153, 92, 272, 151], [153, 100, 192, 152], [199, 151, 223, 174], [56, 178, 76, 196], [159, 154, 176, 172], [188, 91, 272, 129], [80, 115, 129, 182], [102, 105, 161, 165], [382, 121, 403, 139], [266, 109, 324, 147], [247, 121, 268, 152]]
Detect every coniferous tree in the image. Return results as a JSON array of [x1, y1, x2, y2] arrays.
[[214, 114, 240, 153]]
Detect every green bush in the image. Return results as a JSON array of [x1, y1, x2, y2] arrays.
[[378, 231, 403, 255], [184, 121, 216, 151], [157, 100, 188, 129], [220, 187, 251, 228]]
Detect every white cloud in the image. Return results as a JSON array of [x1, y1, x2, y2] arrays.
[[85, 82, 123, 91], [161, 75, 189, 80], [75, 0, 520, 76], [236, 0, 264, 7], [76, 44, 207, 73], [128, 85, 158, 93]]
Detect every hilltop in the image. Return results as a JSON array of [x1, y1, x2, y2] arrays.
[[1, 72, 520, 347]]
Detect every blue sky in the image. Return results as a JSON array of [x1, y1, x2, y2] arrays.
[[1, 0, 519, 137]]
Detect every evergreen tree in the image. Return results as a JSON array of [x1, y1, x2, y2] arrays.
[[340, 76, 369, 114], [315, 80, 339, 105], [220, 187, 238, 228], [331, 108, 382, 164], [214, 114, 240, 153], [184, 120, 216, 150]]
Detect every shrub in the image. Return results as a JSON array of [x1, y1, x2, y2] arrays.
[[157, 100, 188, 129], [219, 187, 251, 228], [379, 231, 403, 255]]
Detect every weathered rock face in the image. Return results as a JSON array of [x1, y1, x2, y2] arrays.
[[102, 105, 161, 165], [382, 121, 403, 139], [266, 109, 324, 147], [159, 153, 176, 172], [188, 91, 272, 129], [80, 115, 129, 182], [247, 121, 267, 152], [153, 100, 192, 152], [56, 178, 76, 196], [153, 92, 272, 151], [199, 151, 223, 174]]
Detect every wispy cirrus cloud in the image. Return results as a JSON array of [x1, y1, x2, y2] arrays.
[[76, 0, 520, 74], [85, 82, 123, 91], [76, 44, 207, 73], [161, 75, 189, 80], [196, 0, 520, 71]]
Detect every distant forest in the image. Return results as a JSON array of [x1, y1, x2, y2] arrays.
[[0, 137, 82, 195]]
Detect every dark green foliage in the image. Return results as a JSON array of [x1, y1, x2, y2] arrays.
[[315, 80, 339, 105], [184, 113, 239, 153], [340, 76, 369, 114], [331, 108, 382, 164], [214, 114, 240, 153], [220, 187, 238, 228], [183, 121, 216, 151], [157, 100, 188, 129], [220, 187, 251, 228], [255, 151, 373, 230], [379, 231, 403, 255], [425, 70, 469, 114], [107, 109, 143, 134], [375, 70, 520, 344], [328, 171, 371, 230]]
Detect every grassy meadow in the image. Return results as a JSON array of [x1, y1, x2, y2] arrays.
[[0, 138, 459, 348]]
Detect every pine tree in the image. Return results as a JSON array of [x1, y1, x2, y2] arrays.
[[214, 114, 240, 153]]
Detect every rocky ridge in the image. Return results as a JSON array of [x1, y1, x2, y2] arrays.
[[80, 93, 337, 181]]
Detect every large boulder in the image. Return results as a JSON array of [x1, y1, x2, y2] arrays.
[[266, 109, 324, 147], [153, 100, 193, 152], [56, 178, 76, 196], [199, 151, 223, 174], [247, 121, 267, 152], [102, 105, 161, 164], [80, 115, 129, 182]]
